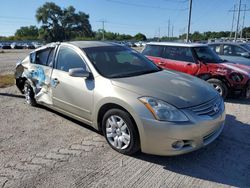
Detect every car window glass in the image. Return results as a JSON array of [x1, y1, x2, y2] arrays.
[[223, 45, 233, 55], [115, 51, 134, 64], [209, 45, 221, 53], [194, 47, 222, 63], [85, 46, 160, 78], [163, 46, 194, 63], [142, 45, 164, 57], [35, 49, 51, 66], [56, 46, 86, 72], [233, 46, 246, 56]]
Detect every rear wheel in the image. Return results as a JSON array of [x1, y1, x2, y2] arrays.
[[207, 78, 228, 99], [23, 81, 37, 106], [245, 84, 250, 99], [102, 109, 140, 155]]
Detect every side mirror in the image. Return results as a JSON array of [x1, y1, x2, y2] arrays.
[[240, 52, 250, 58], [68, 68, 91, 78]]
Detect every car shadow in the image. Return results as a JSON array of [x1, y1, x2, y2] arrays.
[[225, 98, 250, 105], [134, 114, 250, 187], [0, 92, 24, 99], [38, 105, 102, 135]]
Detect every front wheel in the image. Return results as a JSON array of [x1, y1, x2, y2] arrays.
[[207, 78, 228, 99], [102, 109, 140, 155]]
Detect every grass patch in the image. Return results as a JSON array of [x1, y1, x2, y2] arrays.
[[0, 74, 15, 88]]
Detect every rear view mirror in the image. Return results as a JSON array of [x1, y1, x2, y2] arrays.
[[240, 52, 250, 58], [68, 68, 90, 78]]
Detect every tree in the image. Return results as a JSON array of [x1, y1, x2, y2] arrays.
[[36, 2, 93, 42], [15, 26, 39, 40], [242, 27, 250, 38], [134, 33, 147, 41]]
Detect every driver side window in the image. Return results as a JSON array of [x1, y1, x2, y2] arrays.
[[56, 46, 86, 72]]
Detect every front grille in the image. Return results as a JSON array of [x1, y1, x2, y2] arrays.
[[188, 97, 222, 117]]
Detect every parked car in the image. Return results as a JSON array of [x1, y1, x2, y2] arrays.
[[11, 42, 24, 49], [208, 42, 250, 66], [142, 42, 250, 99], [0, 43, 11, 49], [15, 41, 225, 156]]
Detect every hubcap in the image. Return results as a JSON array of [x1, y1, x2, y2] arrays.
[[212, 84, 223, 96], [106, 115, 131, 150]]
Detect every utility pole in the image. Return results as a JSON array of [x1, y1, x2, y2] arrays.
[[168, 19, 170, 39], [230, 5, 236, 38], [240, 4, 246, 38], [234, 0, 241, 41], [158, 27, 161, 41], [97, 20, 107, 40], [186, 0, 193, 42], [172, 25, 174, 38]]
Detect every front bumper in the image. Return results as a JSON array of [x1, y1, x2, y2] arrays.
[[138, 108, 226, 156]]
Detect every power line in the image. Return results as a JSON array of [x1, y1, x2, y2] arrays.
[[230, 5, 236, 38], [235, 0, 242, 41], [105, 0, 188, 11]]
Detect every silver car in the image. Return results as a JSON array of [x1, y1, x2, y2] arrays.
[[15, 41, 225, 156]]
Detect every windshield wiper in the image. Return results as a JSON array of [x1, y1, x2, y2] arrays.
[[110, 69, 161, 78]]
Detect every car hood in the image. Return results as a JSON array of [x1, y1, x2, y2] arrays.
[[111, 70, 218, 108], [221, 63, 250, 75]]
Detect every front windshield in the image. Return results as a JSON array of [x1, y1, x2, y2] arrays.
[[193, 46, 223, 63], [84, 46, 161, 78]]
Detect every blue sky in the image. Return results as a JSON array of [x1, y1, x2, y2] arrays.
[[0, 0, 249, 38]]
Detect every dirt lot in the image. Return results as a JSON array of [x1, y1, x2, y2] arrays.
[[0, 50, 250, 187]]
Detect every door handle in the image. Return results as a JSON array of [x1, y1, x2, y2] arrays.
[[51, 78, 59, 87], [186, 63, 192, 66], [158, 62, 166, 65]]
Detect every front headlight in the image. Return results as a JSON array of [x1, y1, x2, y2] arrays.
[[139, 97, 189, 122]]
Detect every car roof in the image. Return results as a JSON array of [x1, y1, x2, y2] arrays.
[[67, 41, 120, 48], [208, 42, 244, 45], [147, 42, 207, 47]]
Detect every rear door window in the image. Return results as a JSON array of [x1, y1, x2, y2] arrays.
[[142, 45, 164, 57], [163, 46, 194, 63], [35, 48, 52, 66]]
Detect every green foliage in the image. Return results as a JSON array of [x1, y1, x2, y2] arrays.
[[35, 2, 93, 42], [93, 30, 133, 41], [134, 33, 147, 41], [242, 27, 250, 38], [179, 31, 232, 41], [15, 25, 38, 40]]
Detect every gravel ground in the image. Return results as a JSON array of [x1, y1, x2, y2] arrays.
[[0, 50, 250, 187]]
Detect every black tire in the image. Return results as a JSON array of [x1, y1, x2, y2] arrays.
[[245, 84, 250, 99], [102, 109, 140, 155], [23, 81, 37, 106], [207, 78, 228, 99]]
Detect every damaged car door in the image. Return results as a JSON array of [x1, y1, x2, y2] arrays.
[[51, 44, 94, 123], [26, 47, 55, 105]]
